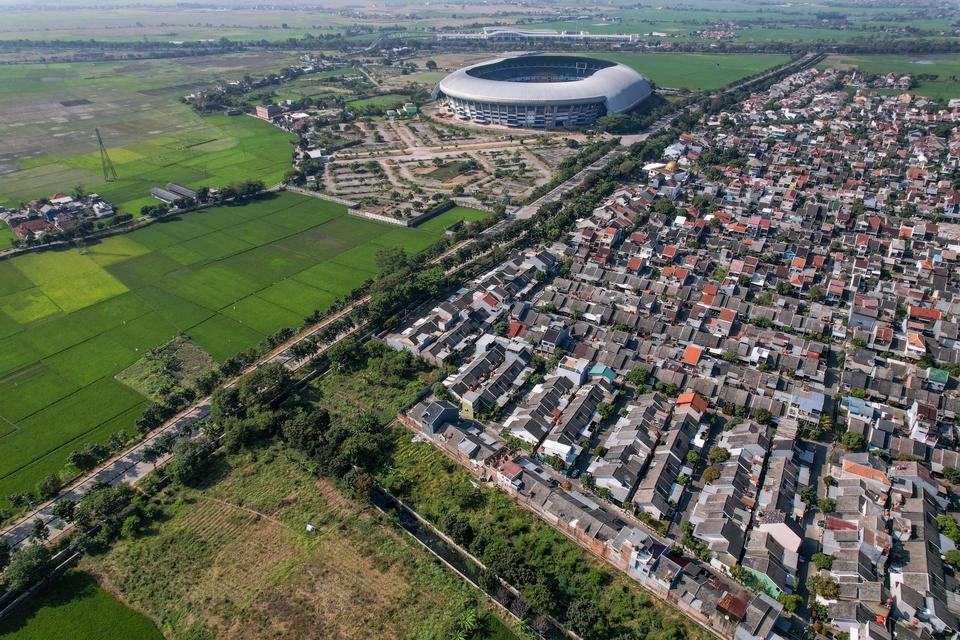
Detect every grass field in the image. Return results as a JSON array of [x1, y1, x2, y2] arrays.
[[83, 445, 518, 640], [347, 93, 410, 110], [581, 52, 792, 91], [0, 569, 163, 640], [0, 192, 489, 501], [426, 160, 476, 182], [825, 54, 960, 100]]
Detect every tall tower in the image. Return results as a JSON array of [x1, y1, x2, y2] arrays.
[[95, 128, 118, 182]]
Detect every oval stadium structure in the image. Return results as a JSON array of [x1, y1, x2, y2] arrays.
[[436, 55, 652, 130]]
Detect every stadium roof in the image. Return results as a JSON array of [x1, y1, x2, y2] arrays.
[[437, 55, 651, 114]]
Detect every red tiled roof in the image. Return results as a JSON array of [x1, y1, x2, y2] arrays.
[[909, 305, 940, 321], [681, 345, 703, 366], [676, 391, 708, 413]]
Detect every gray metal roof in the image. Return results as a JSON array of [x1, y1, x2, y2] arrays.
[[437, 56, 652, 114]]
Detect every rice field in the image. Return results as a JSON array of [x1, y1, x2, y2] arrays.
[[0, 570, 163, 640], [581, 52, 793, 91], [0, 54, 301, 211], [825, 54, 960, 100], [0, 114, 296, 214], [0, 192, 488, 501]]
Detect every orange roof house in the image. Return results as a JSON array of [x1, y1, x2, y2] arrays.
[[682, 345, 703, 367], [676, 391, 708, 414], [841, 458, 891, 488]]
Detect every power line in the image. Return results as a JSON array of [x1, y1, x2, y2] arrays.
[[95, 128, 118, 182]]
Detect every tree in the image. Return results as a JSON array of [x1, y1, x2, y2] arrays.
[[937, 515, 960, 544], [0, 539, 9, 573], [141, 445, 161, 467], [841, 431, 866, 451], [282, 409, 331, 458], [51, 498, 76, 523], [29, 518, 49, 542], [811, 552, 833, 570], [4, 544, 52, 592], [167, 437, 213, 486], [68, 447, 99, 472], [817, 577, 840, 599], [565, 598, 601, 637], [36, 473, 61, 499], [425, 59, 438, 70], [708, 446, 730, 464], [326, 337, 366, 374], [625, 367, 648, 387], [944, 467, 960, 484], [73, 482, 134, 534], [945, 549, 960, 569], [442, 514, 475, 547], [754, 408, 771, 425], [596, 403, 614, 419], [703, 466, 721, 483], [817, 497, 836, 514], [777, 593, 803, 613], [686, 451, 700, 464], [809, 602, 829, 622]]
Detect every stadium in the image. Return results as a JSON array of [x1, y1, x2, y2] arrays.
[[435, 54, 652, 130]]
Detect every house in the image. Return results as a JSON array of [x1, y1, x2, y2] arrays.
[[256, 104, 283, 120]]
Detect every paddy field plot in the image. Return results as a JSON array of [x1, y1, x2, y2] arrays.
[[581, 52, 792, 91], [0, 54, 300, 210], [0, 569, 163, 640], [0, 192, 488, 501], [826, 54, 960, 100]]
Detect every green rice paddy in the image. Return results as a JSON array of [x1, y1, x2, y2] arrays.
[[0, 54, 301, 213], [581, 52, 792, 91], [0, 114, 296, 215], [0, 192, 487, 501], [826, 54, 960, 100], [0, 570, 163, 640]]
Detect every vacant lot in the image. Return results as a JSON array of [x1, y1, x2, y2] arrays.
[[0, 192, 486, 501], [0, 569, 163, 640], [826, 54, 960, 100], [85, 446, 517, 639], [581, 52, 792, 91]]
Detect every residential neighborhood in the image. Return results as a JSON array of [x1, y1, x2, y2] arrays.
[[0, 191, 115, 243], [389, 64, 960, 640]]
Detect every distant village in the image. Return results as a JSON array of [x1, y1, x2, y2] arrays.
[[388, 65, 960, 640], [0, 191, 115, 244]]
